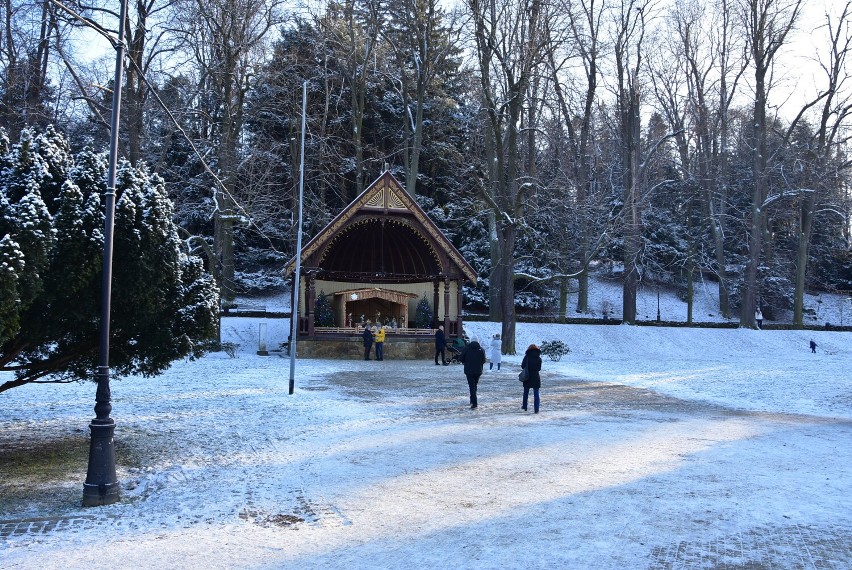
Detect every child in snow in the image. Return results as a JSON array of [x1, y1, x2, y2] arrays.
[[489, 334, 502, 370]]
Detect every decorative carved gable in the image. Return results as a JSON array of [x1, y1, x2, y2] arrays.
[[285, 171, 476, 283], [387, 188, 406, 210]]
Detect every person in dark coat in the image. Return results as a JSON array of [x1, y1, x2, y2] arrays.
[[434, 325, 447, 365], [459, 337, 486, 409], [810, 338, 817, 353], [520, 344, 543, 413], [362, 326, 374, 360]]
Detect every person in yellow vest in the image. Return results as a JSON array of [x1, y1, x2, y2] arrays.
[[374, 325, 386, 361]]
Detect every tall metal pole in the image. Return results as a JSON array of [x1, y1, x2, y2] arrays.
[[82, 0, 128, 506], [657, 289, 661, 322], [289, 81, 307, 395]]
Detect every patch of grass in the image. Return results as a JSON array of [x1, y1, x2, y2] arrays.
[[0, 432, 143, 515], [0, 434, 90, 483], [0, 434, 89, 514]]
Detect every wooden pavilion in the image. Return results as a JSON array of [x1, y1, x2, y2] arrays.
[[283, 171, 476, 358]]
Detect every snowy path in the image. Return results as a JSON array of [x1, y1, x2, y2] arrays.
[[2, 353, 851, 569]]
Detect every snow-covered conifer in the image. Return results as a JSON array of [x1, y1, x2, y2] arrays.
[[0, 128, 219, 393]]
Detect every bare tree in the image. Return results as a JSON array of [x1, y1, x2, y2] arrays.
[[466, 0, 549, 353], [652, 0, 747, 319], [0, 0, 61, 136], [546, 0, 605, 315], [738, 0, 802, 328], [122, 0, 181, 164], [790, 2, 852, 326], [692, 0, 746, 320], [385, 0, 461, 195], [83, 0, 177, 164], [176, 0, 281, 305], [611, 0, 652, 324], [331, 0, 384, 198]]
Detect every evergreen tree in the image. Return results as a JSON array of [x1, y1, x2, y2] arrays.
[[0, 128, 56, 312], [314, 291, 335, 326], [415, 296, 432, 329], [0, 233, 24, 344], [0, 127, 219, 393]]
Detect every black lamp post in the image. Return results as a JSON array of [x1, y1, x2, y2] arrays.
[[82, 0, 128, 507]]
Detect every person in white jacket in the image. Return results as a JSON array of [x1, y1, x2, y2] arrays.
[[489, 334, 502, 371]]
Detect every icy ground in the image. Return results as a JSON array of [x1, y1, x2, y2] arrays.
[[1, 317, 851, 569]]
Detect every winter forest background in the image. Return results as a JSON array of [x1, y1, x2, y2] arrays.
[[3, 0, 852, 356]]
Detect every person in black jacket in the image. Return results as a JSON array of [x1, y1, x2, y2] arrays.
[[434, 325, 447, 365], [520, 344, 543, 413], [362, 326, 374, 360], [459, 337, 487, 409]]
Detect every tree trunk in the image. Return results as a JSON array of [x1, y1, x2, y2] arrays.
[[576, 272, 589, 314], [215, 193, 237, 306], [351, 79, 366, 198], [687, 268, 694, 324], [499, 224, 517, 355], [741, 0, 801, 327], [405, 80, 427, 195], [123, 3, 149, 165], [485, 124, 501, 322], [488, 209, 501, 321], [715, 80, 732, 319], [621, 85, 641, 325], [742, 63, 768, 328], [793, 194, 815, 327]]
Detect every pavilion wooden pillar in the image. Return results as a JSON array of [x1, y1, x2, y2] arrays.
[[443, 277, 450, 334], [290, 272, 298, 342], [456, 279, 464, 336], [307, 272, 316, 337], [432, 280, 440, 329]]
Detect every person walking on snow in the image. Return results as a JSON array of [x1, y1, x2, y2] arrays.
[[521, 344, 543, 413], [460, 337, 486, 409], [489, 334, 502, 370], [435, 325, 447, 365], [755, 307, 764, 329], [810, 339, 817, 353], [362, 326, 374, 360]]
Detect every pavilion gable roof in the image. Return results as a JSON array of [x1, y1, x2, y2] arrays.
[[284, 171, 477, 282]]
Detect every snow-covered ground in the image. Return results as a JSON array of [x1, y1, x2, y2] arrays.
[[233, 272, 852, 327], [580, 274, 852, 326], [2, 310, 851, 568]]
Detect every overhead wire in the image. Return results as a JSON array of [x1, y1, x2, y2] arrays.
[[46, 0, 291, 257]]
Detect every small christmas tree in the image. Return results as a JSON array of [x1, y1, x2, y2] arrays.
[[314, 291, 335, 326], [415, 296, 432, 329]]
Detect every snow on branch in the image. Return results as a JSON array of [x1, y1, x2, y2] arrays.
[[762, 188, 815, 209]]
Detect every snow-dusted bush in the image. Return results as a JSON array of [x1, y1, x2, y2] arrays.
[[234, 270, 287, 295], [220, 342, 240, 358], [540, 340, 570, 361]]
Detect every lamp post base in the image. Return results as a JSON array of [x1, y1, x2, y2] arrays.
[[82, 419, 120, 506]]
